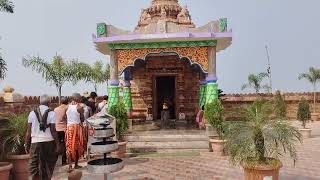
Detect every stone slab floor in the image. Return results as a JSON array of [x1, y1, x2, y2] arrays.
[[52, 121, 320, 180]]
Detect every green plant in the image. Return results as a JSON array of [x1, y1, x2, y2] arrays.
[[297, 98, 311, 128], [298, 67, 320, 113], [241, 72, 270, 93], [204, 98, 225, 139], [109, 101, 128, 141], [0, 113, 29, 156], [0, 0, 14, 13], [274, 90, 287, 119], [85, 61, 110, 93], [0, 55, 7, 80], [225, 99, 301, 167], [22, 55, 89, 103]]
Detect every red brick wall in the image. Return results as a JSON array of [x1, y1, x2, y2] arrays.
[[1, 92, 319, 121], [223, 92, 320, 120]]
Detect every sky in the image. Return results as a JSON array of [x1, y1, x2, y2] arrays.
[[0, 0, 320, 96]]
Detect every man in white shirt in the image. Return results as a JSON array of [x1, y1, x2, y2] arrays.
[[24, 94, 60, 180], [97, 95, 108, 114]]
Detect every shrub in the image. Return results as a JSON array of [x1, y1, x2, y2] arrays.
[[225, 99, 301, 167], [109, 101, 128, 141], [274, 91, 287, 119], [0, 113, 29, 156], [204, 98, 225, 139], [297, 97, 311, 128]]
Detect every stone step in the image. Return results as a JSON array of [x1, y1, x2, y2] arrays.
[[127, 131, 210, 152], [128, 140, 209, 150], [127, 134, 208, 142]]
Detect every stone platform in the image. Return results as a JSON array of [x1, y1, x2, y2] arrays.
[[127, 130, 209, 153]]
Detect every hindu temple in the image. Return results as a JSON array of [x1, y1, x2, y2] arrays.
[[93, 0, 232, 123]]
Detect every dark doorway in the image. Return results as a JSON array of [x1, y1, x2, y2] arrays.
[[155, 76, 176, 119]]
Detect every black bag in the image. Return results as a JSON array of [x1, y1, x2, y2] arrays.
[[33, 107, 52, 132]]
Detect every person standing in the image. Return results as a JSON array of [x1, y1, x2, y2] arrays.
[[97, 95, 108, 114], [65, 93, 85, 171], [24, 94, 59, 180], [54, 97, 69, 165], [87, 92, 98, 114]]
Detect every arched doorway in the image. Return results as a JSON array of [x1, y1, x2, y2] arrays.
[[125, 52, 206, 123]]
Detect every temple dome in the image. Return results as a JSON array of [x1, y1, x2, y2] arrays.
[[135, 0, 195, 33]]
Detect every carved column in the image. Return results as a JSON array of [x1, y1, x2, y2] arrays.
[[108, 50, 119, 110], [206, 46, 218, 104], [123, 69, 133, 112], [199, 74, 207, 108]]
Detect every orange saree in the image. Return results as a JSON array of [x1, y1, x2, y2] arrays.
[[65, 124, 85, 162]]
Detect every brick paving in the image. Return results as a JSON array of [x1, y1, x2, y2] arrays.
[[53, 121, 320, 180]]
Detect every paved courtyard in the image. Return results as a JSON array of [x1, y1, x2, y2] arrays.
[[53, 121, 320, 180]]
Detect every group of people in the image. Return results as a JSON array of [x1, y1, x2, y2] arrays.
[[24, 92, 109, 180]]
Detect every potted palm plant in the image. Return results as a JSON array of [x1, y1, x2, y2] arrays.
[[1, 113, 30, 180], [225, 99, 301, 180], [109, 101, 129, 158], [204, 98, 226, 156], [0, 119, 13, 180], [299, 67, 320, 121], [297, 98, 312, 138]]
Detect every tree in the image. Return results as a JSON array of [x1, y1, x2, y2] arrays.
[[297, 97, 311, 128], [22, 55, 88, 103], [298, 67, 320, 113], [274, 90, 287, 119], [241, 72, 270, 93], [0, 0, 14, 13], [0, 0, 14, 79], [0, 55, 7, 80], [86, 61, 110, 93]]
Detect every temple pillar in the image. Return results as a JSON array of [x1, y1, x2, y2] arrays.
[[199, 74, 207, 108], [123, 69, 133, 112], [206, 46, 218, 104], [108, 50, 120, 110]]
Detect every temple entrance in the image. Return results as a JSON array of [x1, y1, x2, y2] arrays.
[[154, 76, 176, 120]]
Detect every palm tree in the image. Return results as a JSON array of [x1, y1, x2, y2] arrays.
[[86, 61, 110, 93], [225, 99, 301, 167], [0, 0, 14, 13], [298, 67, 320, 113], [22, 55, 89, 103], [0, 0, 14, 80], [0, 55, 7, 80], [241, 72, 270, 93]]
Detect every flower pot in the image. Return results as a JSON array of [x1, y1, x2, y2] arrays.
[[7, 154, 30, 180], [209, 139, 226, 156], [112, 141, 127, 158], [299, 128, 312, 139], [243, 160, 282, 180], [0, 162, 13, 180], [311, 113, 319, 121]]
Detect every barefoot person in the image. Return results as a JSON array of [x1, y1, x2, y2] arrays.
[[54, 97, 69, 165], [66, 93, 85, 171], [25, 94, 60, 180], [196, 105, 206, 129]]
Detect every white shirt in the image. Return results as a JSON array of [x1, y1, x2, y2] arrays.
[[28, 105, 55, 143], [66, 104, 81, 125], [98, 101, 108, 112], [80, 103, 91, 120]]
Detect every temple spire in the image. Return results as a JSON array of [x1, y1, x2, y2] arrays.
[[135, 0, 195, 32]]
